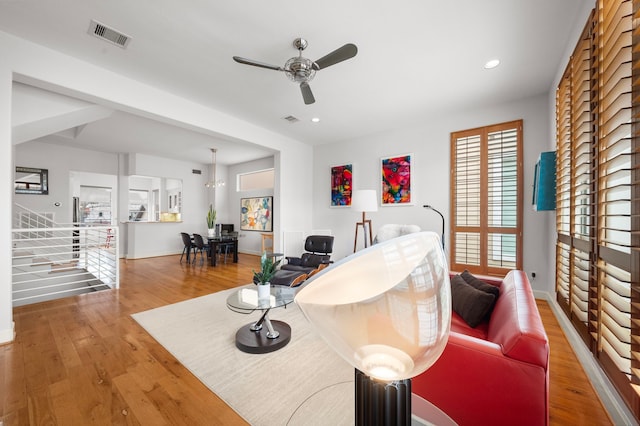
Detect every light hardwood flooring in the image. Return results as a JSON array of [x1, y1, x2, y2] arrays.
[[1, 254, 614, 425]]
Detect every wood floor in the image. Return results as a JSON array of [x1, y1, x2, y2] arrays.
[[1, 254, 614, 425]]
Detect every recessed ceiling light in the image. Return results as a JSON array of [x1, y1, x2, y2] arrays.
[[484, 59, 500, 69], [311, 117, 320, 123]]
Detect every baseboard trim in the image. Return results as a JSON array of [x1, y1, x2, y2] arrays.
[[535, 291, 638, 425], [0, 321, 15, 345]]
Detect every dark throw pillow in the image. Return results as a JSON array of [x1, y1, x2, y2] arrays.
[[450, 274, 496, 328], [461, 270, 500, 299]]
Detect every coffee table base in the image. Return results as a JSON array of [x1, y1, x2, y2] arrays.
[[235, 320, 291, 354]]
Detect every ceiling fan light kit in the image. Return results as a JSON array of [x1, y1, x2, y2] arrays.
[[233, 37, 357, 105]]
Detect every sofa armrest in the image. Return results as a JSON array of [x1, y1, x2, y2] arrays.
[[488, 270, 549, 368], [412, 331, 549, 426]]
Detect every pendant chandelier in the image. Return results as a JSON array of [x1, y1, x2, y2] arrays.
[[205, 148, 225, 189]]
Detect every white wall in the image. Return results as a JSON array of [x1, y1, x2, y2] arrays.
[[313, 93, 554, 293], [15, 141, 118, 222], [0, 67, 13, 343]]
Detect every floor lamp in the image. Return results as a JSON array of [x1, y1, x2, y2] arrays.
[[423, 205, 445, 250], [295, 232, 451, 425], [352, 189, 378, 252]]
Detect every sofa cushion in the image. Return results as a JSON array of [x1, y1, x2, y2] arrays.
[[451, 274, 496, 328], [450, 311, 489, 340]]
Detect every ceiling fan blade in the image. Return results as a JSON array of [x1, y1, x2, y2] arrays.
[[313, 43, 358, 70], [300, 82, 315, 105], [233, 56, 284, 71]]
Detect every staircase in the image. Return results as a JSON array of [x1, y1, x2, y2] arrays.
[[12, 204, 119, 307]]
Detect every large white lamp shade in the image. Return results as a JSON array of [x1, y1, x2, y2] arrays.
[[295, 231, 451, 381]]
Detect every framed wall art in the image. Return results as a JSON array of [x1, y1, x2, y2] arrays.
[[381, 154, 412, 206], [330, 163, 353, 207], [240, 196, 273, 231]]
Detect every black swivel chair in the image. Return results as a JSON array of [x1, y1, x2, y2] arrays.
[[180, 232, 195, 263], [270, 235, 334, 287], [192, 233, 209, 265], [280, 235, 334, 274]]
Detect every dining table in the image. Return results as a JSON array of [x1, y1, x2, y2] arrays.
[[206, 235, 238, 266]]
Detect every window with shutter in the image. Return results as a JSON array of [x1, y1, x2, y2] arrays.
[[555, 0, 640, 420], [450, 121, 523, 275], [555, 14, 594, 341], [595, 0, 635, 407]]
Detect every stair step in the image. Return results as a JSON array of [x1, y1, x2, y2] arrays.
[[32, 257, 53, 266], [50, 260, 80, 272], [13, 250, 35, 257]]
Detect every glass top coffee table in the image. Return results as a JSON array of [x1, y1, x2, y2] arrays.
[[226, 284, 297, 354]]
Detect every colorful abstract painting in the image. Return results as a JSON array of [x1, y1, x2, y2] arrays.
[[381, 154, 412, 205], [330, 164, 353, 207], [240, 196, 273, 231]]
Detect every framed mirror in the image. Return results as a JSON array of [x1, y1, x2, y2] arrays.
[[15, 166, 49, 195]]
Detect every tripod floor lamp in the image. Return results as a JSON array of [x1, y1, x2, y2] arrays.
[[352, 189, 378, 252]]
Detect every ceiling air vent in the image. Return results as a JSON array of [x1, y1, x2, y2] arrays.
[[88, 19, 131, 48], [192, 169, 202, 175], [283, 115, 300, 123]]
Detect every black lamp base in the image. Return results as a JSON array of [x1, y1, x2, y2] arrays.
[[355, 369, 412, 426]]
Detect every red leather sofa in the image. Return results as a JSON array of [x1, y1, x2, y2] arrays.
[[412, 270, 549, 426]]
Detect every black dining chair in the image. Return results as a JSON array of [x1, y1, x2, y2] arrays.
[[217, 231, 237, 264], [192, 233, 210, 265], [180, 232, 195, 263]]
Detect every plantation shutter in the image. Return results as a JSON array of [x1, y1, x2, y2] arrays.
[[486, 126, 520, 271], [451, 131, 482, 268], [595, 0, 636, 407], [556, 68, 573, 322], [450, 121, 523, 275], [555, 0, 640, 419], [555, 16, 595, 340]]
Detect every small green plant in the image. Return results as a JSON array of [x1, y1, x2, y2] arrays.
[[253, 251, 281, 285], [206, 204, 216, 229]]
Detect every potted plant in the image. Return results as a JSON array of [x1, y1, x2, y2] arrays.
[[206, 205, 216, 237], [253, 251, 281, 298]]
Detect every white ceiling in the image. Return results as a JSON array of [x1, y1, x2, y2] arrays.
[[0, 0, 589, 165]]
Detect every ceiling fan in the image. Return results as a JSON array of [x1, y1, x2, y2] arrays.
[[233, 38, 358, 105]]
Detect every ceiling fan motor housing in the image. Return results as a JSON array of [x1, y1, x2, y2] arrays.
[[285, 56, 316, 83]]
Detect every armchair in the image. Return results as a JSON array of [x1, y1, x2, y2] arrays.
[[280, 235, 334, 275], [269, 235, 334, 287]]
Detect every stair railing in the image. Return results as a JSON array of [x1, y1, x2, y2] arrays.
[[12, 203, 119, 306]]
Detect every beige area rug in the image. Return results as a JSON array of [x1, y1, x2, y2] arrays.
[[131, 287, 355, 426]]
